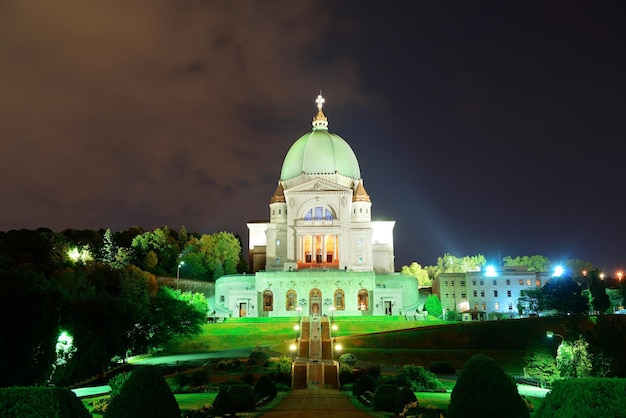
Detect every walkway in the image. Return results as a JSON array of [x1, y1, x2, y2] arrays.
[[260, 389, 372, 418]]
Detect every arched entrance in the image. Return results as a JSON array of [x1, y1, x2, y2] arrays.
[[309, 288, 322, 316]]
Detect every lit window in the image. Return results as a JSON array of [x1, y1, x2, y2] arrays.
[[536, 279, 541, 287], [519, 279, 524, 285], [263, 290, 273, 311], [526, 279, 531, 286], [276, 239, 280, 246], [481, 302, 486, 310], [304, 206, 333, 220], [495, 302, 500, 310]]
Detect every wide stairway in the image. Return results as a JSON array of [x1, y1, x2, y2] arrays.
[[292, 316, 339, 389]]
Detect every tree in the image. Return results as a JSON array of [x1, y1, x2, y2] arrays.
[[400, 262, 431, 287], [198, 232, 241, 281], [542, 276, 588, 315], [587, 270, 610, 314], [447, 354, 529, 418], [524, 346, 560, 385], [556, 336, 592, 378], [503, 255, 551, 272], [436, 253, 486, 273], [423, 294, 443, 318], [100, 229, 117, 266], [518, 287, 544, 316]]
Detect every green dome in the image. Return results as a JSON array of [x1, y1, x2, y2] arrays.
[[280, 130, 361, 180], [280, 129, 361, 180]]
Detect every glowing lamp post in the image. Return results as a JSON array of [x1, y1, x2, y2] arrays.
[[294, 324, 300, 340], [176, 261, 185, 289], [289, 343, 297, 361], [329, 306, 335, 322], [546, 330, 564, 342]]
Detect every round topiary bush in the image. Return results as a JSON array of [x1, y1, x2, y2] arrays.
[[255, 375, 277, 400], [447, 354, 529, 418], [371, 384, 400, 412], [394, 386, 419, 416], [104, 366, 180, 418], [353, 374, 377, 398]]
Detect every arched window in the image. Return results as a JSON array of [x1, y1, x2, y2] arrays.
[[304, 206, 333, 221], [357, 289, 369, 310], [263, 290, 273, 311], [286, 289, 297, 311], [334, 289, 345, 310]]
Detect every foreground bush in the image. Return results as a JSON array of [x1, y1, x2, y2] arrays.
[[536, 378, 626, 417], [254, 375, 277, 400], [371, 384, 399, 412], [0, 386, 90, 418], [105, 366, 180, 418], [447, 354, 529, 418], [212, 384, 256, 415], [394, 386, 419, 416], [352, 374, 377, 398], [398, 364, 443, 391]]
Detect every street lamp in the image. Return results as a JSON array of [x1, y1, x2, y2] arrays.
[[329, 306, 335, 322], [294, 324, 300, 340], [546, 330, 564, 341], [289, 343, 297, 361], [176, 261, 185, 289]]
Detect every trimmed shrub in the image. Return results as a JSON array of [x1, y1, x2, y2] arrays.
[[248, 347, 270, 366], [371, 384, 400, 412], [109, 372, 132, 398], [394, 386, 419, 416], [339, 363, 356, 386], [364, 364, 381, 380], [0, 386, 90, 418], [214, 384, 256, 413], [104, 365, 180, 418], [255, 375, 277, 400], [429, 360, 455, 375], [339, 352, 358, 367], [535, 378, 626, 418], [447, 354, 529, 418], [398, 364, 443, 391], [353, 374, 377, 397]]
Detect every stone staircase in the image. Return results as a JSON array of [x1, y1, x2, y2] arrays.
[[291, 316, 339, 389]]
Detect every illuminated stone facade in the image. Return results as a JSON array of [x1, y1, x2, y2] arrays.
[[213, 95, 419, 318]]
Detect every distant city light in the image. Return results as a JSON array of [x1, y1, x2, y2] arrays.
[[553, 265, 564, 277], [485, 265, 497, 277]]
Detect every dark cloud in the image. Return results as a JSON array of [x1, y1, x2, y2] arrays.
[[1, 0, 625, 272]]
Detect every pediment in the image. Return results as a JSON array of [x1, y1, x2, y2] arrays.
[[287, 177, 352, 194]]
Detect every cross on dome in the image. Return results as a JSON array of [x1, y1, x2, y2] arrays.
[[316, 93, 325, 110]]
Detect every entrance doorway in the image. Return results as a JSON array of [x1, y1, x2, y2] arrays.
[[239, 302, 247, 317], [309, 288, 322, 316], [384, 301, 393, 315]]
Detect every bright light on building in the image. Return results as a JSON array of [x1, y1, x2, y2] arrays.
[[553, 265, 564, 277], [485, 265, 497, 277]]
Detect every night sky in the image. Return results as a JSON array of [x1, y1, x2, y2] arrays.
[[1, 1, 624, 273]]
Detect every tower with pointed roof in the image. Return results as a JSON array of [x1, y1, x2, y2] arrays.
[[248, 94, 395, 274]]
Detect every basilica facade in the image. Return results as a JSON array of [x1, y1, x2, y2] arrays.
[[213, 95, 420, 319]]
